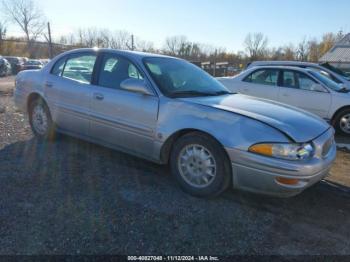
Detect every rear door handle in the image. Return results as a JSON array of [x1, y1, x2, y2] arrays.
[[282, 93, 289, 97], [45, 81, 53, 88], [93, 93, 104, 100]]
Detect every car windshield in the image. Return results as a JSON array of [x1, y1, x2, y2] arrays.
[[320, 62, 350, 80], [143, 57, 231, 97], [309, 70, 347, 92]]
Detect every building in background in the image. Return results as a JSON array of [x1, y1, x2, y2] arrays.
[[319, 33, 350, 76]]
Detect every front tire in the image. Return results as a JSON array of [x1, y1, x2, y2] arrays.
[[333, 108, 350, 136], [170, 132, 231, 198], [28, 98, 56, 140]]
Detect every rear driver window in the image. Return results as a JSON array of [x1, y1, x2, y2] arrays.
[[62, 54, 96, 84], [243, 69, 278, 86]]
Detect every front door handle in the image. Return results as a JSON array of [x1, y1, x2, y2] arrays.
[[93, 93, 104, 100], [282, 93, 289, 97]]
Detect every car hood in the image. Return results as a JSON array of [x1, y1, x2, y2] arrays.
[[180, 94, 330, 143]]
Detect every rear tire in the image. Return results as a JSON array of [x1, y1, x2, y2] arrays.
[[170, 132, 231, 198], [333, 108, 350, 136], [28, 98, 57, 141]]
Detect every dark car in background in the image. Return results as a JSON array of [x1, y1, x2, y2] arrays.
[[20, 59, 44, 71], [4, 56, 26, 74], [0, 57, 12, 77]]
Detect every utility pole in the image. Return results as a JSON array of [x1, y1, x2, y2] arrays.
[[131, 34, 135, 51], [47, 22, 53, 58], [213, 49, 217, 77]]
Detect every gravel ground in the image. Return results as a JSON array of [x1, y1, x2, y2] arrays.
[[1, 76, 350, 255]]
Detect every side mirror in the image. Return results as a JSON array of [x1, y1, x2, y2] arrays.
[[120, 78, 153, 95], [311, 83, 326, 92]]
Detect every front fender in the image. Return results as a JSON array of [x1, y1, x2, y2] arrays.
[[154, 99, 290, 162]]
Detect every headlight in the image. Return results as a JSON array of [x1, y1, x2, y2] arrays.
[[249, 143, 313, 160]]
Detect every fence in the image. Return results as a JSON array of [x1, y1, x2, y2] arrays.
[[0, 39, 243, 77], [0, 39, 82, 59]]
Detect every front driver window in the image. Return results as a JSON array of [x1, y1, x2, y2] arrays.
[[296, 72, 317, 91], [98, 55, 143, 90], [282, 70, 319, 92]]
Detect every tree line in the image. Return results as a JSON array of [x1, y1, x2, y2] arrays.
[[0, 0, 345, 66]]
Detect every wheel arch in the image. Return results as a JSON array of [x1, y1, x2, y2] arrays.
[[331, 105, 350, 125], [27, 92, 46, 112], [160, 128, 232, 167]]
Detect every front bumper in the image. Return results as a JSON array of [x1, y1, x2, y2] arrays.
[[225, 129, 337, 197]]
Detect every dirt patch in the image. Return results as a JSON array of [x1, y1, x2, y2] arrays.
[[329, 151, 350, 187]]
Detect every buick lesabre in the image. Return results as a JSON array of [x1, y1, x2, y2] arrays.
[[14, 48, 336, 197]]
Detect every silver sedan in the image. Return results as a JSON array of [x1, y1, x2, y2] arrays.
[[14, 48, 336, 197]]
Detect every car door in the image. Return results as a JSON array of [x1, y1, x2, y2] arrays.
[[44, 52, 97, 137], [239, 68, 280, 101], [89, 53, 159, 158], [278, 70, 332, 118]]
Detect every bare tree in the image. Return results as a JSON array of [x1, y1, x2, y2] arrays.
[[134, 38, 155, 52], [1, 0, 46, 42], [269, 47, 284, 60], [319, 32, 336, 57], [110, 30, 132, 50], [244, 33, 268, 60], [282, 44, 296, 60], [72, 28, 139, 50], [308, 39, 321, 62], [164, 35, 188, 55], [0, 19, 7, 52], [0, 20, 6, 39], [296, 38, 309, 61], [336, 30, 344, 42]]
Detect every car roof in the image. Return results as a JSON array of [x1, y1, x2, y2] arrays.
[[62, 48, 176, 60], [247, 65, 316, 72], [249, 61, 320, 67], [42, 48, 183, 75]]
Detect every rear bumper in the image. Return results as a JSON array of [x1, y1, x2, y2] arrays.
[[225, 129, 337, 197]]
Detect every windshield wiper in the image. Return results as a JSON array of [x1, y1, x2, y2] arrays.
[[214, 90, 234, 95], [170, 90, 218, 97], [170, 90, 233, 98]]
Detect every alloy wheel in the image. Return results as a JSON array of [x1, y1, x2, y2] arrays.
[[177, 144, 217, 188]]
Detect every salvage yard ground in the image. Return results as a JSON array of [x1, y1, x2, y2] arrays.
[[0, 75, 350, 255]]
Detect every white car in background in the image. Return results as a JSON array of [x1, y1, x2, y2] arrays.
[[218, 66, 350, 135], [246, 61, 350, 89]]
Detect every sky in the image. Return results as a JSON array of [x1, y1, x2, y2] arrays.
[[4, 0, 350, 52]]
